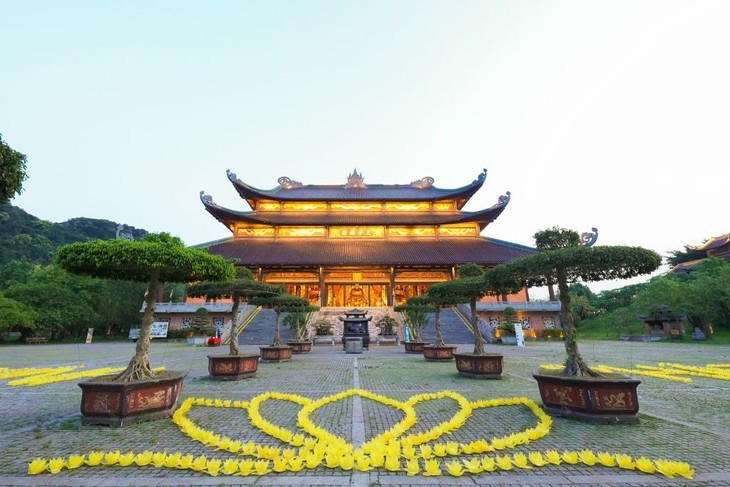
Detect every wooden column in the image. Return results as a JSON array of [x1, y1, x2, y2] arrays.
[[318, 266, 324, 307], [389, 266, 396, 306]]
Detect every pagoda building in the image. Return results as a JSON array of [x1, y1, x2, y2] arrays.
[[199, 169, 534, 308]]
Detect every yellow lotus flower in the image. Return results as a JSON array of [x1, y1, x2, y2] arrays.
[[654, 459, 675, 478], [192, 455, 208, 471], [405, 458, 420, 476], [635, 457, 656, 474], [615, 453, 635, 470], [340, 453, 355, 470], [227, 439, 242, 453], [178, 454, 194, 469], [67, 454, 86, 469], [446, 442, 459, 455], [305, 451, 321, 469], [28, 458, 47, 475], [102, 450, 119, 465], [579, 449, 597, 466], [164, 452, 181, 469], [496, 455, 513, 470], [513, 452, 532, 469], [134, 451, 152, 467], [370, 453, 385, 468], [152, 451, 167, 468], [597, 451, 615, 467], [206, 458, 222, 476], [238, 459, 254, 476], [355, 456, 372, 471], [325, 454, 340, 468], [254, 459, 270, 475], [461, 458, 481, 474], [419, 444, 433, 459], [291, 433, 305, 446], [272, 457, 289, 472], [562, 450, 579, 464], [672, 461, 694, 479], [423, 459, 441, 476], [47, 457, 64, 474], [433, 443, 448, 457], [481, 456, 497, 472], [528, 451, 546, 467], [491, 437, 507, 450], [385, 456, 400, 472], [402, 445, 416, 459], [242, 441, 256, 455], [545, 450, 562, 465], [446, 460, 464, 477], [87, 450, 104, 466], [222, 458, 239, 475], [217, 437, 231, 451]]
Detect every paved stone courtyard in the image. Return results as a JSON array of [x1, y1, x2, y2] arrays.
[[0, 339, 728, 486]]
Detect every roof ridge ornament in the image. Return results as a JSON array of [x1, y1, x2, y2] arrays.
[[410, 176, 435, 188], [199, 191, 215, 206], [345, 168, 367, 189], [226, 169, 240, 182], [581, 227, 598, 247], [498, 191, 511, 205], [476, 168, 487, 182], [278, 177, 303, 189]]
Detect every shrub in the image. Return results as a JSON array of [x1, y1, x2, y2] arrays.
[[376, 316, 399, 335], [313, 320, 333, 336]]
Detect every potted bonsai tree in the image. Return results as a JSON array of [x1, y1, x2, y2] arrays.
[[428, 263, 502, 378], [186, 268, 280, 379], [249, 292, 317, 362], [395, 295, 432, 353], [498, 306, 519, 344], [419, 293, 458, 361], [484, 226, 661, 422], [55, 233, 234, 426], [284, 311, 313, 353], [374, 315, 400, 345], [188, 307, 214, 346]]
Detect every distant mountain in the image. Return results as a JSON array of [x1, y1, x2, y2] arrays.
[[0, 204, 147, 266]]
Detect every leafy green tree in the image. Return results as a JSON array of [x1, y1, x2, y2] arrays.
[[0, 293, 37, 333], [485, 227, 661, 376], [666, 245, 705, 267], [395, 295, 432, 343], [190, 307, 213, 336], [0, 134, 28, 203], [5, 265, 98, 339], [428, 263, 493, 355], [592, 283, 647, 313], [248, 293, 316, 347], [56, 233, 234, 381], [187, 268, 281, 355]]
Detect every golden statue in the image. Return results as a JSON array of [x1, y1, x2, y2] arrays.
[[347, 284, 366, 307]]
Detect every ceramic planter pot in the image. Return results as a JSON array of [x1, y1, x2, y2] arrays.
[[454, 353, 503, 379], [259, 345, 293, 362], [533, 371, 641, 423], [422, 345, 457, 361], [403, 341, 430, 354], [79, 371, 187, 427], [207, 354, 259, 380], [287, 341, 312, 354]]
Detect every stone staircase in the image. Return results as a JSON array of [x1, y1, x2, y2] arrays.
[[236, 309, 296, 345]]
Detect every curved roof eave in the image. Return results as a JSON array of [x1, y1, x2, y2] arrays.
[[225, 169, 488, 208]]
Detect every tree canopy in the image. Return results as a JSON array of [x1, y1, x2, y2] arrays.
[[484, 227, 661, 376], [56, 233, 235, 382], [0, 134, 28, 204]]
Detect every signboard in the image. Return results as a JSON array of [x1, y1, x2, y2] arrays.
[[514, 324, 525, 347], [85, 328, 94, 344], [128, 322, 169, 341]]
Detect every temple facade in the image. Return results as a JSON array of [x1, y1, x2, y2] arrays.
[[198, 169, 535, 307]]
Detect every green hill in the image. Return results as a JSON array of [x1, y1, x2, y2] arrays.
[[0, 204, 147, 266]]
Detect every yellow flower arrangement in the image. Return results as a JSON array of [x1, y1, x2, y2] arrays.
[[26, 388, 695, 480]]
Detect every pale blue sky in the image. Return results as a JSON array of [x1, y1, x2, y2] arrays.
[[3, 1, 729, 295]]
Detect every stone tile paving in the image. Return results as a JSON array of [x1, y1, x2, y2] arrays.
[[0, 339, 728, 486]]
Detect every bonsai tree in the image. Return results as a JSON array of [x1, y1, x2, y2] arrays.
[[395, 295, 432, 342], [428, 263, 492, 354], [56, 233, 234, 381], [190, 307, 214, 337], [375, 315, 399, 336], [312, 319, 334, 336], [484, 226, 661, 377], [186, 267, 280, 355], [283, 311, 309, 342], [249, 292, 318, 347]]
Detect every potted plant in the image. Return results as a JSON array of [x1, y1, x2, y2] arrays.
[[395, 296, 431, 353], [419, 294, 457, 361], [485, 227, 661, 422], [311, 319, 335, 345], [284, 311, 312, 353], [374, 315, 400, 345], [56, 233, 233, 426], [249, 293, 318, 362], [428, 263, 502, 378], [186, 268, 281, 380], [497, 306, 519, 344], [188, 307, 213, 346]]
